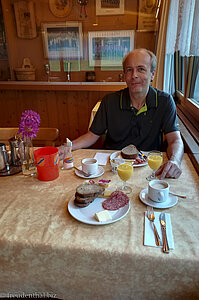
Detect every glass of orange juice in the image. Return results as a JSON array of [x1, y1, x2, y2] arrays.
[[146, 150, 163, 181], [117, 163, 133, 194]]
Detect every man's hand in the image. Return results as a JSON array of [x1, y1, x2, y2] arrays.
[[156, 159, 182, 179]]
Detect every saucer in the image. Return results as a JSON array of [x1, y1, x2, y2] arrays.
[[75, 166, 104, 179], [139, 188, 178, 209]]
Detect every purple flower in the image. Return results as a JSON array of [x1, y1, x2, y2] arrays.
[[18, 110, 40, 139]]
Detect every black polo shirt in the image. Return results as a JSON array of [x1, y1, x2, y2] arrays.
[[90, 86, 179, 151]]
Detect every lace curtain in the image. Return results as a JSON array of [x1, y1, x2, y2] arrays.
[[166, 0, 199, 56]]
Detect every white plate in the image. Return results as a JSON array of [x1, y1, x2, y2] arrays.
[[68, 197, 130, 225], [74, 166, 104, 179], [139, 188, 178, 209], [110, 151, 148, 167]]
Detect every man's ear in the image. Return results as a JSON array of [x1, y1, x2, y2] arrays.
[[151, 71, 155, 82]]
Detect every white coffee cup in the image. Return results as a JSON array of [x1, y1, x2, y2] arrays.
[[148, 180, 169, 203], [81, 158, 98, 175]]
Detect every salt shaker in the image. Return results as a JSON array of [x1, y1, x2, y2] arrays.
[[62, 138, 73, 170]]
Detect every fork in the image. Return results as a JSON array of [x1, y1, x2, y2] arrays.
[[147, 206, 162, 246]]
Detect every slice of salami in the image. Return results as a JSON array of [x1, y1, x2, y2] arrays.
[[102, 191, 129, 210]]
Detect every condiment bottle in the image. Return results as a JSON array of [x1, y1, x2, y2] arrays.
[[63, 138, 73, 170]]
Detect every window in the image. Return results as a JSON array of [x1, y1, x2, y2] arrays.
[[175, 53, 199, 122]]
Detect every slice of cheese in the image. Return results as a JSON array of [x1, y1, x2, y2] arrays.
[[95, 210, 112, 222], [103, 188, 115, 197]]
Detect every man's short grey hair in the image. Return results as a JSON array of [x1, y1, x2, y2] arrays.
[[122, 48, 157, 72]]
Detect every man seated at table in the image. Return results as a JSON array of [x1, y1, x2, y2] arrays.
[[72, 48, 184, 179]]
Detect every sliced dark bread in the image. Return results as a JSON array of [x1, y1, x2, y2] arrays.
[[76, 184, 105, 198], [74, 199, 92, 207], [121, 144, 139, 159], [75, 194, 95, 204]]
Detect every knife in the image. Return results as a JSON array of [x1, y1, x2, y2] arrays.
[[159, 213, 170, 254]]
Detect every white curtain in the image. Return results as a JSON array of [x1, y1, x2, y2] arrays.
[[153, 0, 199, 94], [166, 0, 199, 56]]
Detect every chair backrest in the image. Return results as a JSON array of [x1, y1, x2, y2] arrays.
[[0, 127, 59, 147]]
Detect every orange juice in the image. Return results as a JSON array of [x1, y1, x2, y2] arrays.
[[117, 163, 133, 181], [148, 155, 163, 170]]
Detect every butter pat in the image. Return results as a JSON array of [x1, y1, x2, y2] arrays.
[[103, 188, 115, 197], [95, 210, 112, 222]]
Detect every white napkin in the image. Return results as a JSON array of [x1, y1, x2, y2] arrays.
[[144, 211, 174, 249], [94, 152, 110, 166]]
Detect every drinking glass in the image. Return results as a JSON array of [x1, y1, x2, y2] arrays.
[[146, 150, 163, 181], [117, 163, 133, 194], [110, 157, 125, 173]]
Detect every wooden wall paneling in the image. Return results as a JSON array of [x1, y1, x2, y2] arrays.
[[77, 91, 90, 134], [58, 92, 69, 143], [0, 91, 8, 126], [67, 91, 83, 139], [5, 90, 19, 126], [56, 91, 72, 143], [15, 90, 33, 123], [0, 87, 125, 146], [46, 91, 59, 128], [36, 91, 49, 127], [21, 90, 39, 114]]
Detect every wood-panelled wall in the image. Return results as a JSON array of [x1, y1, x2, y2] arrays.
[[0, 88, 113, 145]]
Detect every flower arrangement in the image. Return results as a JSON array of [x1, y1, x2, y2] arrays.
[[18, 110, 40, 139], [18, 110, 40, 176]]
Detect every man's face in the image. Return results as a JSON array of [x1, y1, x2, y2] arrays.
[[123, 50, 155, 95]]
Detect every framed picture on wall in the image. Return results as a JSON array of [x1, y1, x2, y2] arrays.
[[96, 0, 124, 16], [41, 22, 83, 59], [88, 30, 134, 67], [137, 0, 158, 31]]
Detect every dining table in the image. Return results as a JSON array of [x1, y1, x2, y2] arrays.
[[0, 149, 199, 300]]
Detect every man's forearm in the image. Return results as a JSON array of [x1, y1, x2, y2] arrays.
[[72, 131, 100, 151], [167, 138, 184, 165], [156, 132, 184, 179]]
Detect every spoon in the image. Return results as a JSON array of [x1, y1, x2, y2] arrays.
[[169, 192, 186, 199], [74, 166, 91, 177]]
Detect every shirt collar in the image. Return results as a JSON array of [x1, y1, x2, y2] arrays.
[[120, 86, 158, 111]]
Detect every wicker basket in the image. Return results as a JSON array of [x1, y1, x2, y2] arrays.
[[15, 68, 35, 81]]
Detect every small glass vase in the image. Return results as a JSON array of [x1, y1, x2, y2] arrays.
[[20, 136, 37, 176]]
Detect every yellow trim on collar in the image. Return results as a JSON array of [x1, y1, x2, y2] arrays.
[[136, 103, 147, 115]]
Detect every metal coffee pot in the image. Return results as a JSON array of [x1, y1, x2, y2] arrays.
[[0, 143, 10, 171], [8, 136, 22, 167]]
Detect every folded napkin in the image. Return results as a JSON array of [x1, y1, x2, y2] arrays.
[[144, 211, 174, 249], [94, 152, 110, 166]]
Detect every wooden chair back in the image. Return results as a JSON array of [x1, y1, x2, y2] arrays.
[[0, 127, 59, 147]]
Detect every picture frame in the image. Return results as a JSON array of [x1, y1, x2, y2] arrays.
[[41, 22, 83, 59], [88, 30, 134, 67], [137, 0, 158, 31], [96, 0, 124, 16], [13, 1, 37, 39]]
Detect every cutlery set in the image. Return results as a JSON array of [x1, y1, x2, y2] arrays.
[[147, 206, 170, 254]]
